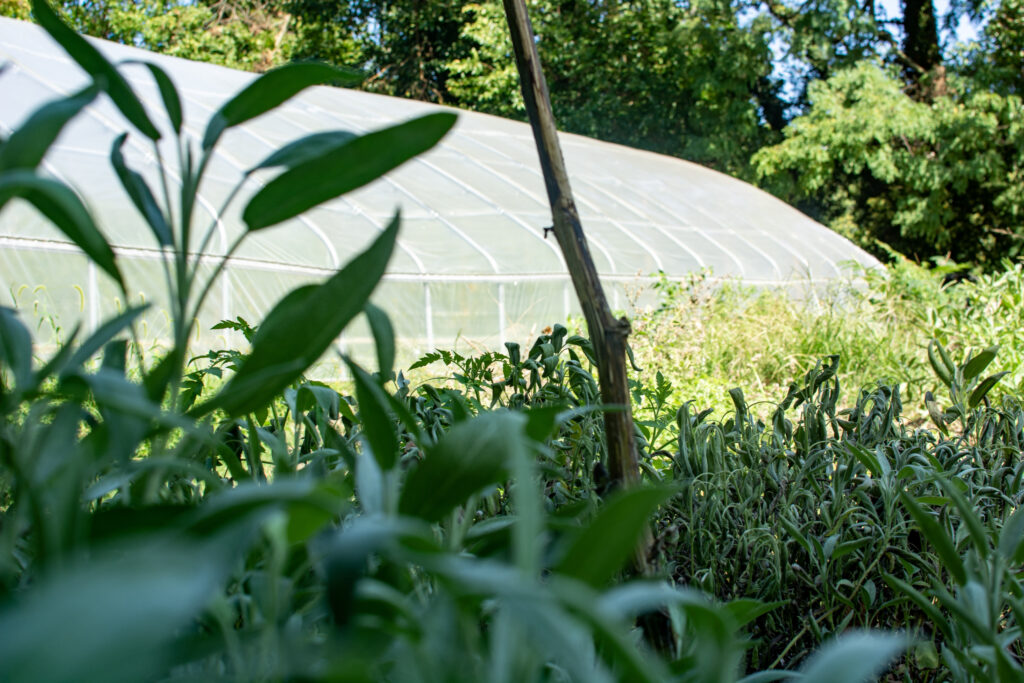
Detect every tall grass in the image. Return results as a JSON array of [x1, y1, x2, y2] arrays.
[[627, 258, 1024, 419]]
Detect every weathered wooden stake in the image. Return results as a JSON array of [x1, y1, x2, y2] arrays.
[[501, 0, 653, 574]]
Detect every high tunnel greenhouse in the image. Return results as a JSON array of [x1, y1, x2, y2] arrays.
[[0, 16, 879, 372]]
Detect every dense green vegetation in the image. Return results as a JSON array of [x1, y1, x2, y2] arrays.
[[628, 257, 1024, 416], [4, 4, 1024, 682], [4, 0, 1022, 264]]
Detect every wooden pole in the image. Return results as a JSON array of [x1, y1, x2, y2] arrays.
[[501, 0, 650, 566]]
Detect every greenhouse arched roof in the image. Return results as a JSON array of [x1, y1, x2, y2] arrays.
[[0, 16, 879, 368]]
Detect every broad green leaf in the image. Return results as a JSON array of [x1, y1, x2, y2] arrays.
[[31, 0, 160, 139], [832, 536, 873, 560], [524, 404, 569, 443], [962, 345, 999, 383], [123, 61, 182, 134], [999, 505, 1024, 564], [197, 214, 398, 418], [62, 367, 199, 436], [597, 581, 734, 624], [399, 411, 522, 523], [186, 478, 347, 543], [346, 358, 399, 471], [504, 591, 613, 683], [553, 578, 695, 683], [426, 559, 615, 683], [355, 449, 384, 515], [969, 371, 1009, 409], [324, 516, 438, 625], [0, 170, 123, 289], [292, 382, 340, 419], [797, 631, 905, 683], [0, 534, 241, 683], [110, 134, 171, 246], [202, 62, 361, 150], [62, 306, 148, 378], [0, 307, 33, 390], [249, 131, 356, 172], [0, 86, 97, 172], [723, 598, 787, 628], [779, 514, 813, 556], [101, 338, 127, 372], [143, 346, 183, 404], [555, 486, 673, 588], [364, 302, 395, 378], [243, 112, 456, 231], [845, 441, 888, 479], [899, 489, 965, 585]]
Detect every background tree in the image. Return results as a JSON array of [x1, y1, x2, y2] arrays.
[[448, 0, 784, 177], [4, 0, 1022, 267], [753, 63, 1024, 265]]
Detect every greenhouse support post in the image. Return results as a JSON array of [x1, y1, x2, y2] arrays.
[[501, 0, 655, 571]]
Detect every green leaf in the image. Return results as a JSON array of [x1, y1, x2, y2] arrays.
[[962, 345, 999, 383], [0, 307, 33, 390], [243, 112, 457, 231], [0, 534, 243, 683], [924, 391, 948, 434], [110, 134, 172, 247], [62, 304, 148, 377], [549, 578, 670, 683], [143, 347, 183, 404], [568, 578, 738, 682], [185, 478, 347, 542], [798, 631, 905, 683], [723, 598, 787, 628], [899, 489, 965, 585], [324, 516, 438, 625], [355, 449, 384, 515], [928, 340, 954, 387], [123, 61, 182, 134], [31, 0, 160, 140], [293, 382, 340, 419], [202, 62, 361, 151], [0, 86, 97, 172], [346, 359, 399, 471], [364, 302, 395, 378], [969, 371, 1009, 409], [197, 214, 398, 418], [555, 486, 673, 588], [0, 170, 123, 289], [881, 573, 951, 641], [934, 477, 989, 556], [399, 411, 523, 523], [999, 505, 1024, 564], [249, 131, 356, 172]]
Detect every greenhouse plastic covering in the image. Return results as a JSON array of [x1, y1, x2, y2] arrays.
[[0, 16, 879, 372]]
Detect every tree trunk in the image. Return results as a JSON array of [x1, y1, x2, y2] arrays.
[[902, 0, 944, 96]]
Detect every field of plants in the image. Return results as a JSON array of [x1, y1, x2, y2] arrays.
[[3, 4, 1024, 682]]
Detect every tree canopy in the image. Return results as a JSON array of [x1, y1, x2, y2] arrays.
[[3, 0, 1022, 267]]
